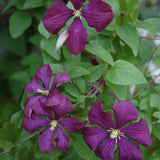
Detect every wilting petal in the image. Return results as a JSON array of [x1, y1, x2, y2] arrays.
[[50, 73, 71, 93], [70, 0, 85, 10], [25, 76, 44, 93], [59, 117, 87, 133], [89, 101, 114, 129], [112, 101, 139, 129], [55, 30, 69, 52], [36, 64, 52, 90], [23, 113, 50, 132], [81, 0, 113, 32], [66, 18, 88, 55], [95, 138, 115, 160], [55, 126, 70, 152], [121, 119, 152, 147], [83, 127, 109, 151], [46, 89, 63, 106], [53, 97, 73, 120], [117, 137, 143, 160], [42, 0, 73, 35], [39, 127, 54, 153]]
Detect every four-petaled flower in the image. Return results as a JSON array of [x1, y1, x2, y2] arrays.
[[25, 64, 71, 117], [42, 0, 113, 55], [23, 97, 87, 153], [83, 101, 152, 160]]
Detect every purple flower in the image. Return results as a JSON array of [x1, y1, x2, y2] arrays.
[[23, 97, 87, 153], [25, 64, 71, 113], [83, 101, 152, 160], [42, 0, 113, 55]]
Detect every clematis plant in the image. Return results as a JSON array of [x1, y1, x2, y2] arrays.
[[42, 0, 113, 55], [83, 101, 152, 160], [25, 64, 71, 108], [23, 97, 87, 153]]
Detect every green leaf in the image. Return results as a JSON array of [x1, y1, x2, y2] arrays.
[[150, 93, 160, 108], [106, 80, 128, 101], [9, 11, 32, 38], [116, 24, 139, 56], [139, 97, 149, 110], [50, 64, 63, 74], [72, 134, 100, 160], [65, 83, 80, 97], [10, 71, 30, 83], [153, 112, 160, 119], [84, 64, 106, 83], [0, 123, 20, 143], [15, 146, 36, 160], [40, 38, 61, 61], [85, 44, 114, 65], [67, 64, 90, 78], [73, 77, 86, 94], [153, 124, 160, 140], [106, 60, 147, 85], [23, 0, 44, 9], [145, 18, 160, 33], [38, 23, 51, 39]]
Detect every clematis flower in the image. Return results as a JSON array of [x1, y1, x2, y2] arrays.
[[83, 101, 152, 160], [25, 64, 71, 108], [23, 97, 87, 153], [42, 0, 113, 55]]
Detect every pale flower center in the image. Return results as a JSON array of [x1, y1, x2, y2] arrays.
[[37, 89, 49, 96], [73, 10, 81, 17], [107, 128, 125, 143], [50, 120, 58, 131]]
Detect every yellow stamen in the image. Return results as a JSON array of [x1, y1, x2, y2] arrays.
[[37, 89, 49, 96], [73, 10, 81, 17], [50, 120, 58, 131], [107, 128, 125, 143]]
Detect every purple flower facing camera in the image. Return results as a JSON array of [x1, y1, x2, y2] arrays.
[[42, 0, 113, 55], [83, 101, 152, 160]]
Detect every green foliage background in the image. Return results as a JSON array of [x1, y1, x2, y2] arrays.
[[0, 0, 160, 159]]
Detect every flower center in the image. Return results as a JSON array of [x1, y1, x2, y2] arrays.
[[50, 120, 58, 131], [73, 10, 81, 17], [37, 89, 49, 96], [107, 128, 125, 143]]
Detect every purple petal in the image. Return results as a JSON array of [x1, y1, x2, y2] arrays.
[[36, 64, 52, 90], [70, 0, 85, 10], [89, 101, 114, 129], [53, 97, 73, 120], [50, 73, 71, 93], [66, 18, 88, 55], [39, 127, 54, 153], [42, 0, 73, 35], [24, 96, 52, 119], [59, 117, 87, 133], [112, 101, 139, 129], [95, 138, 115, 160], [121, 119, 152, 147], [46, 89, 63, 106], [81, 0, 113, 32], [117, 137, 143, 160], [83, 127, 109, 151], [23, 113, 50, 132], [25, 76, 44, 93], [55, 126, 70, 152]]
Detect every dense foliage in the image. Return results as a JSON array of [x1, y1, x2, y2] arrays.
[[0, 0, 160, 159]]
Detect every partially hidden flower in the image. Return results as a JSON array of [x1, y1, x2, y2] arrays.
[[23, 97, 87, 153], [42, 0, 113, 55], [83, 101, 152, 160], [25, 64, 71, 112]]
